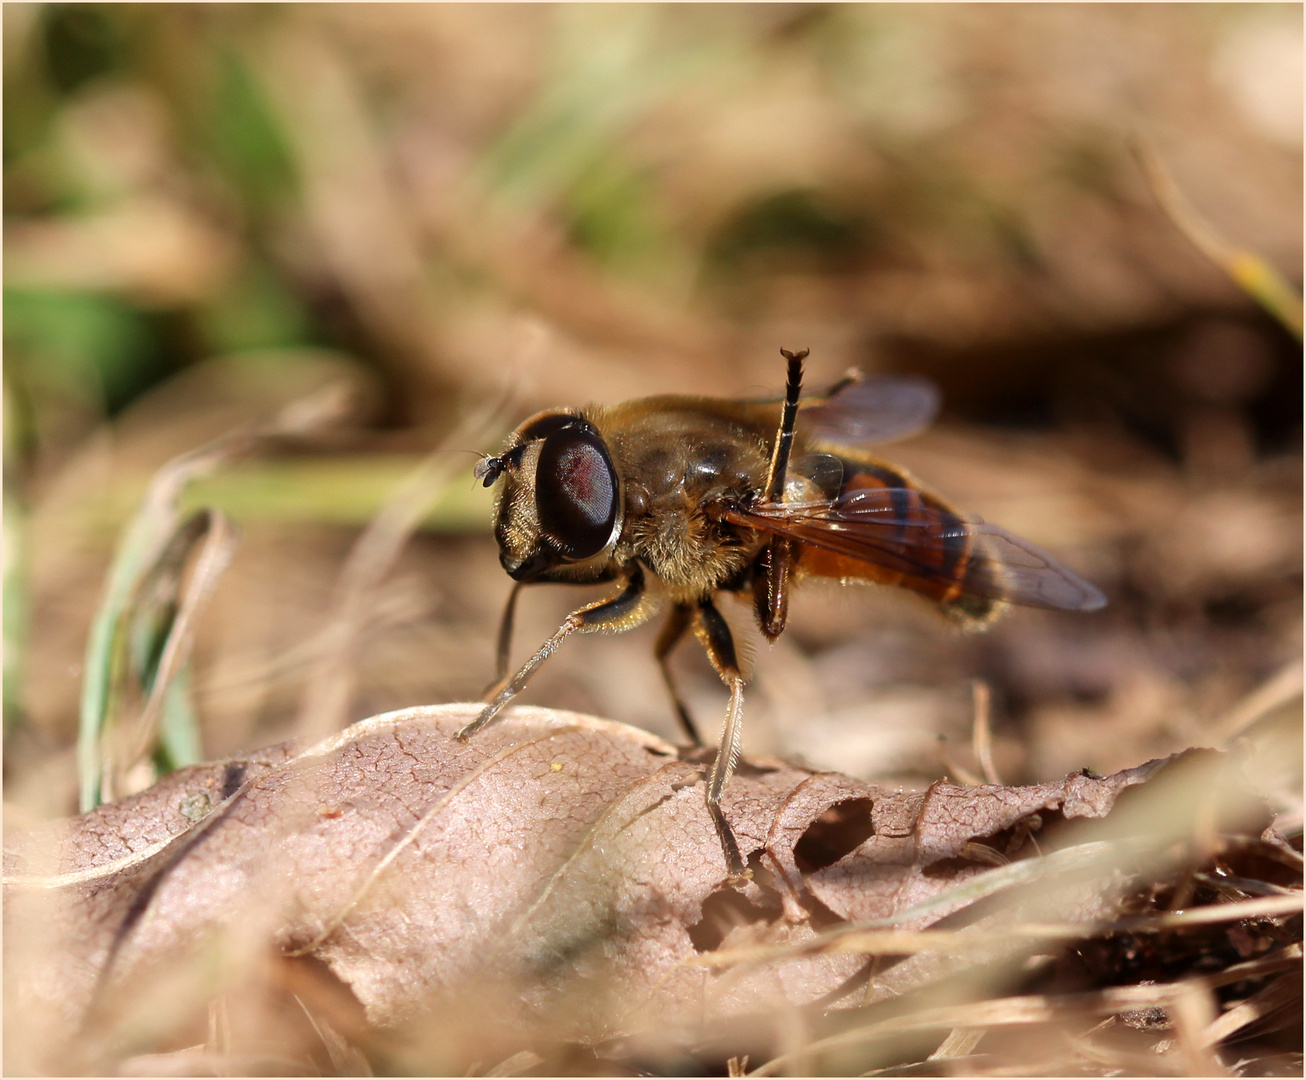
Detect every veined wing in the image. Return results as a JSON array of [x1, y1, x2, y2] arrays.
[[800, 373, 941, 447], [724, 488, 1106, 613]]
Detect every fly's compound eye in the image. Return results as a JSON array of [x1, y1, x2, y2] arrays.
[[534, 425, 618, 560]]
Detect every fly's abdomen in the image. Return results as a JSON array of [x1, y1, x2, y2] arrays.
[[796, 456, 1004, 626]]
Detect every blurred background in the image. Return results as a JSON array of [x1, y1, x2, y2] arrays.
[[4, 4, 1301, 822]]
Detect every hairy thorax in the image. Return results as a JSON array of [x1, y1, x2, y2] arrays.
[[623, 499, 760, 599], [601, 403, 772, 601]]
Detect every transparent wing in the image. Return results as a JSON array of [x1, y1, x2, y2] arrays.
[[726, 488, 1106, 612], [801, 374, 941, 447]]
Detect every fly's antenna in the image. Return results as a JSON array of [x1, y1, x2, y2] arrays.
[[765, 347, 808, 503], [474, 455, 506, 486]]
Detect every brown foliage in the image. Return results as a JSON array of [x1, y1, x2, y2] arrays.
[[5, 704, 1292, 1075]]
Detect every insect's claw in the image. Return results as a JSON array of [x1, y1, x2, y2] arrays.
[[455, 702, 499, 741]]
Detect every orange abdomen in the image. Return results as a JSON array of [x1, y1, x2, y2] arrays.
[[796, 458, 1002, 624]]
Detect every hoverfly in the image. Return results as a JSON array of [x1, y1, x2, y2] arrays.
[[459, 350, 1105, 880]]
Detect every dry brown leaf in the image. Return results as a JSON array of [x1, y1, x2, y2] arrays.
[[2, 704, 1270, 1074]]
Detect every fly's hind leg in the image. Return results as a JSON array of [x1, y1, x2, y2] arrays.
[[654, 603, 703, 746], [457, 564, 654, 740], [694, 597, 750, 882], [750, 348, 806, 642], [764, 347, 807, 502]]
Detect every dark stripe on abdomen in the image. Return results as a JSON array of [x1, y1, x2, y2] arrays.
[[841, 464, 948, 574], [835, 462, 999, 622], [926, 494, 970, 585]]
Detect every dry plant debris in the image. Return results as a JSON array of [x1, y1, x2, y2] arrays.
[[5, 703, 1299, 1076], [4, 12, 1299, 1074]]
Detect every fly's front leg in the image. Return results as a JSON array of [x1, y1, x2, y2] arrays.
[[694, 597, 750, 882], [654, 603, 702, 747], [480, 579, 527, 699], [457, 564, 655, 740]]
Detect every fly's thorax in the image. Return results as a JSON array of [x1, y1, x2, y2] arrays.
[[599, 403, 773, 505], [595, 404, 773, 591]]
